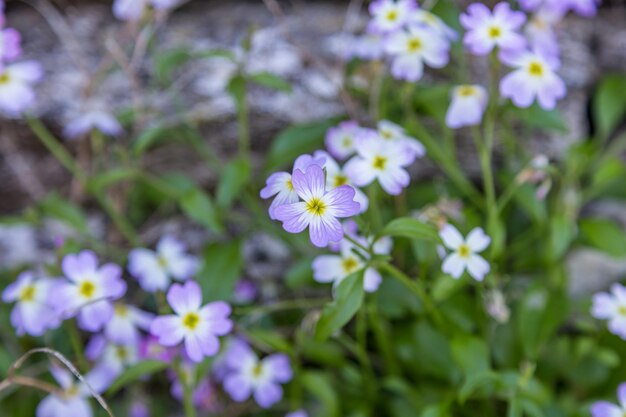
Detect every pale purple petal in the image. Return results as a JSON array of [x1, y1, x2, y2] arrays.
[[167, 281, 202, 314], [442, 253, 466, 279], [439, 224, 464, 249], [224, 373, 253, 402], [590, 402, 623, 417], [466, 255, 490, 281], [150, 315, 185, 346], [254, 382, 283, 408]]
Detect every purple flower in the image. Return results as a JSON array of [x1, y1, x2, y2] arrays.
[[63, 110, 124, 140], [129, 402, 150, 417], [2, 271, 60, 336], [104, 303, 154, 345], [524, 9, 562, 57], [376, 120, 425, 159], [85, 335, 138, 390], [150, 281, 232, 363], [591, 383, 626, 417], [408, 10, 458, 41], [286, 411, 308, 417], [233, 279, 258, 304], [368, 0, 417, 34], [273, 164, 360, 248], [0, 61, 43, 117], [222, 339, 293, 409], [0, 16, 21, 64], [325, 120, 364, 160], [445, 85, 488, 129], [460, 3, 527, 56], [261, 153, 325, 220], [592, 284, 626, 340], [314, 150, 369, 213], [52, 250, 126, 332], [499, 48, 566, 110], [139, 335, 177, 362], [348, 33, 386, 61], [544, 0, 600, 16]]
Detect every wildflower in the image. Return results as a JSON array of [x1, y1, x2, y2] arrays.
[[439, 224, 491, 281], [287, 411, 308, 417], [86, 335, 139, 387], [376, 120, 425, 158], [128, 235, 198, 293], [63, 110, 124, 140], [349, 33, 386, 61], [368, 0, 417, 33], [2, 271, 60, 336], [524, 8, 561, 57], [222, 339, 293, 408], [273, 164, 360, 248], [499, 48, 566, 110], [233, 279, 258, 304], [408, 9, 458, 41], [104, 303, 154, 345], [138, 335, 177, 362], [445, 85, 488, 129], [591, 284, 626, 340], [0, 16, 21, 64], [325, 121, 364, 160], [260, 153, 326, 220], [550, 0, 600, 17], [52, 250, 126, 332], [113, 0, 178, 21], [0, 61, 43, 116], [591, 383, 626, 417], [150, 281, 232, 363], [460, 3, 527, 56], [344, 131, 415, 195], [385, 25, 449, 82], [129, 402, 150, 417], [314, 150, 369, 213]]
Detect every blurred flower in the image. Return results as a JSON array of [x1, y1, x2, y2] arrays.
[[273, 164, 360, 248], [344, 130, 416, 195], [104, 303, 154, 345], [150, 281, 232, 362], [2, 271, 60, 336], [368, 0, 417, 33], [524, 8, 562, 57], [439, 224, 491, 281], [376, 120, 425, 159], [222, 339, 293, 408], [52, 250, 126, 332], [129, 402, 150, 417], [591, 383, 626, 417], [516, 155, 552, 200], [139, 335, 177, 362], [592, 284, 626, 340], [325, 120, 364, 160], [260, 153, 326, 220], [348, 33, 386, 61], [385, 25, 449, 82], [0, 61, 43, 117], [460, 3, 527, 56], [286, 411, 308, 417], [86, 335, 139, 388], [0, 15, 22, 65], [445, 85, 488, 129], [409, 9, 458, 41], [314, 150, 369, 213], [170, 363, 220, 412], [525, 0, 600, 17], [128, 235, 198, 293], [63, 110, 123, 140], [485, 289, 510, 323], [499, 48, 566, 110], [233, 279, 258, 304], [113, 0, 179, 21]]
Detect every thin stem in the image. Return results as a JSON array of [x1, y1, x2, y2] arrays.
[[343, 234, 371, 255], [174, 363, 197, 417], [236, 78, 251, 158], [367, 185, 384, 232], [367, 298, 400, 375]]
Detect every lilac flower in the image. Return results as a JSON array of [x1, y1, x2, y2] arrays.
[[2, 271, 60, 336], [150, 281, 232, 363], [349, 33, 386, 61], [368, 0, 417, 34], [550, 0, 600, 17], [499, 48, 566, 110], [524, 9, 561, 57], [460, 3, 527, 56], [0, 16, 21, 64], [344, 131, 416, 195], [439, 224, 491, 281], [591, 383, 626, 417], [287, 411, 308, 417], [63, 110, 124, 140], [52, 250, 126, 332], [325, 120, 364, 160], [445, 85, 488, 129], [273, 164, 360, 248], [104, 303, 154, 345], [233, 279, 258, 304], [315, 150, 368, 213], [139, 335, 177, 362], [113, 0, 178, 21], [261, 153, 326, 219], [85, 335, 138, 387], [591, 284, 626, 340], [128, 235, 198, 293], [385, 25, 449, 82], [376, 120, 425, 158], [222, 339, 293, 409], [408, 9, 458, 41], [0, 61, 43, 116]]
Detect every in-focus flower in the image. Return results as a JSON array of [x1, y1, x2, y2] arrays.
[[376, 120, 425, 158], [63, 110, 124, 140], [325, 120, 364, 160], [2, 271, 60, 336], [439, 224, 491, 281], [222, 339, 293, 409], [499, 48, 566, 110], [0, 61, 43, 116], [128, 235, 198, 293], [460, 2, 527, 56], [104, 303, 154, 345], [315, 150, 369, 213], [445, 85, 488, 129], [368, 0, 417, 33], [260, 153, 326, 220], [591, 284, 626, 340], [273, 164, 360, 248], [591, 383, 626, 417], [0, 16, 22, 65], [385, 25, 449, 81], [344, 131, 415, 195], [150, 281, 232, 362], [53, 250, 126, 332]]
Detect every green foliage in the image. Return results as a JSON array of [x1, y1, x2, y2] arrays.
[[316, 271, 365, 341]]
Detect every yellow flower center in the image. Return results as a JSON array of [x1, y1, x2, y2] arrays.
[[115, 304, 129, 317], [334, 175, 348, 187], [286, 179, 294, 191], [252, 363, 264, 377], [64, 385, 80, 400], [116, 346, 128, 360], [528, 61, 544, 77], [381, 130, 393, 140], [182, 312, 200, 330], [79, 281, 96, 299], [342, 257, 359, 274], [386, 10, 398, 22], [19, 285, 36, 302], [407, 37, 422, 53], [458, 86, 477, 97], [157, 255, 168, 268], [342, 137, 352, 148], [0, 72, 10, 85], [619, 306, 626, 316], [372, 156, 387, 170], [488, 26, 502, 38], [306, 198, 326, 216], [458, 244, 471, 258]]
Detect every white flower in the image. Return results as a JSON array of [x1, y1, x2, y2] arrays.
[[376, 120, 425, 158], [0, 61, 43, 117], [368, 0, 417, 33], [445, 85, 488, 129], [591, 284, 626, 340], [439, 224, 491, 281], [63, 110, 123, 140]]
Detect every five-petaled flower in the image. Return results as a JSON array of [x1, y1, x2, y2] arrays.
[[591, 284, 626, 340], [368, 0, 417, 33], [439, 224, 491, 281]]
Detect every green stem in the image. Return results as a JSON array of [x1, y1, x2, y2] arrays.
[[367, 185, 384, 232], [368, 297, 400, 375], [65, 321, 87, 372], [236, 78, 250, 158]]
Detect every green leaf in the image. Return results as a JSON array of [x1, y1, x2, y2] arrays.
[[315, 270, 365, 341], [515, 104, 568, 133], [179, 187, 223, 234], [87, 168, 138, 192], [593, 74, 626, 139], [266, 118, 340, 172], [301, 371, 340, 417], [155, 48, 192, 84], [458, 371, 499, 403], [380, 217, 440, 241], [227, 75, 246, 109], [249, 71, 292, 92], [38, 193, 89, 233], [107, 360, 168, 395], [579, 217, 626, 257], [198, 240, 242, 302], [285, 258, 315, 289], [450, 335, 490, 377], [548, 215, 575, 261], [245, 329, 294, 354], [132, 125, 175, 156], [216, 158, 251, 208]]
